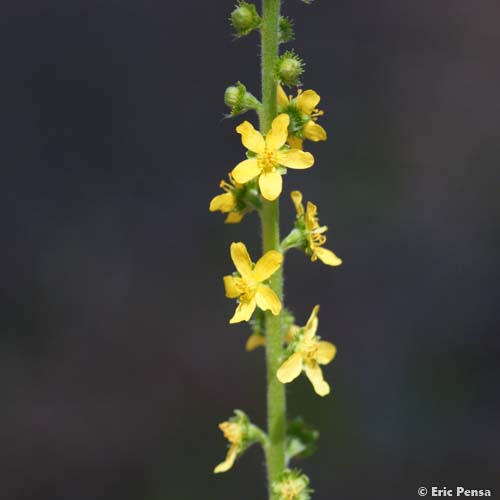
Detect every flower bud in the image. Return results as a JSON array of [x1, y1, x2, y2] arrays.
[[278, 16, 295, 44], [271, 469, 312, 500], [230, 1, 261, 37], [224, 82, 261, 117], [276, 51, 304, 87]]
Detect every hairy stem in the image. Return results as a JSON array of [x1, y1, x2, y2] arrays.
[[259, 0, 285, 496]]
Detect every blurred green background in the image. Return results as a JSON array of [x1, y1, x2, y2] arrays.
[[2, 1, 499, 499]]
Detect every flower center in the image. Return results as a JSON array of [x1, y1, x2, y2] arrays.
[[258, 148, 278, 173], [221, 422, 243, 445], [279, 479, 304, 499], [300, 338, 319, 362], [236, 277, 257, 300]]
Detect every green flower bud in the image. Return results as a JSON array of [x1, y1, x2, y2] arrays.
[[278, 16, 295, 44], [276, 51, 304, 87], [224, 82, 261, 117], [272, 469, 312, 500], [230, 1, 261, 37]]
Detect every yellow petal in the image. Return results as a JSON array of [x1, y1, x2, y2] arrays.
[[316, 341, 337, 365], [290, 191, 304, 216], [232, 158, 261, 184], [277, 352, 303, 383], [223, 275, 240, 299], [303, 304, 320, 339], [303, 120, 327, 142], [304, 362, 330, 396], [255, 284, 282, 315], [229, 298, 257, 324], [277, 84, 289, 109], [214, 443, 239, 474], [287, 135, 303, 150], [265, 113, 289, 151], [259, 171, 282, 201], [277, 150, 314, 170], [305, 201, 318, 220], [253, 250, 283, 282], [313, 247, 342, 266], [297, 89, 321, 115], [209, 192, 236, 213], [225, 211, 245, 224], [230, 242, 253, 278], [236, 121, 265, 154], [245, 333, 266, 351]]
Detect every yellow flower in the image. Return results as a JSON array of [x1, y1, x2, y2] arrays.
[[278, 85, 327, 150], [291, 190, 342, 266], [231, 114, 314, 201], [209, 174, 246, 223], [213, 420, 244, 473], [224, 242, 282, 323], [277, 305, 336, 397]]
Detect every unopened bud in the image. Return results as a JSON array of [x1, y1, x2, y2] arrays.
[[224, 82, 261, 117], [276, 51, 304, 87], [230, 2, 261, 37]]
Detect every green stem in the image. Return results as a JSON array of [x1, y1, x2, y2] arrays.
[[259, 0, 285, 496]]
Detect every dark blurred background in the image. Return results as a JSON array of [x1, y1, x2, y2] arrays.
[[2, 1, 499, 499]]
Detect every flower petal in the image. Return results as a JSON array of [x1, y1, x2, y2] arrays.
[[236, 121, 265, 154], [214, 443, 239, 474], [230, 242, 253, 278], [223, 275, 240, 299], [245, 333, 266, 351], [313, 247, 342, 266], [255, 284, 282, 315], [316, 341, 337, 365], [229, 298, 257, 324], [277, 84, 289, 109], [259, 171, 283, 201], [303, 120, 327, 142], [304, 362, 330, 396], [277, 150, 314, 169], [290, 191, 304, 216], [232, 158, 261, 184], [253, 250, 283, 282], [265, 113, 290, 151], [297, 89, 321, 115], [209, 192, 236, 213], [303, 304, 320, 339], [277, 352, 303, 384], [287, 135, 304, 150], [225, 211, 245, 224]]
